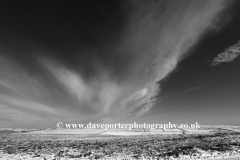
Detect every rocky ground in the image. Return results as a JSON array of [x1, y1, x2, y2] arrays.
[[0, 131, 240, 160]]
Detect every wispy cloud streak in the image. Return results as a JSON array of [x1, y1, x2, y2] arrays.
[[41, 0, 231, 119]]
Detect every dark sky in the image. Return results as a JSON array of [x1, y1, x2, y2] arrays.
[[0, 0, 239, 129]]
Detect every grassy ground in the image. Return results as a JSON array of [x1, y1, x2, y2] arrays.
[[0, 130, 240, 159]]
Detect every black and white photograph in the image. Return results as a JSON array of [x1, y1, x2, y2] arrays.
[[0, 0, 240, 159]]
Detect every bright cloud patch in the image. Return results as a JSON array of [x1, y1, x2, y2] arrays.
[[211, 40, 240, 66]]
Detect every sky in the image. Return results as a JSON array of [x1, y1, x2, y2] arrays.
[[0, 0, 240, 129]]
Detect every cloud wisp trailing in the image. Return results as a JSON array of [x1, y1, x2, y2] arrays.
[[0, 0, 234, 127]]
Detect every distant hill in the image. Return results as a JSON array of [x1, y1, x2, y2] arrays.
[[0, 128, 37, 134]]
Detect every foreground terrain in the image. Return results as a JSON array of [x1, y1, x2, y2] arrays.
[[0, 129, 240, 160]]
